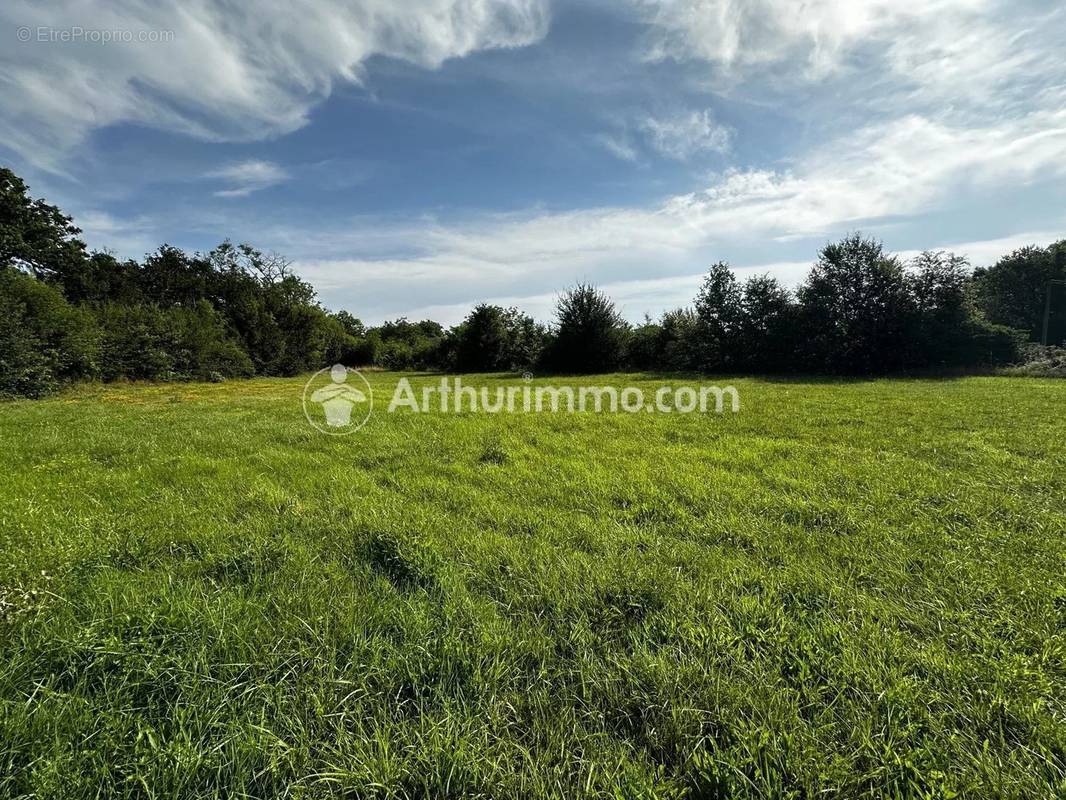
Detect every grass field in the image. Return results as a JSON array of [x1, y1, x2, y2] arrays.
[[0, 373, 1064, 798]]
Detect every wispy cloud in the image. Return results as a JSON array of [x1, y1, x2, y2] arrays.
[[207, 160, 289, 198], [595, 133, 640, 162], [5, 0, 1062, 329], [597, 108, 732, 162], [0, 0, 550, 169], [636, 0, 991, 79], [634, 0, 1066, 122], [639, 109, 732, 159], [75, 210, 159, 258]]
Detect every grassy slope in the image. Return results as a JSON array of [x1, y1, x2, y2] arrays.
[[0, 374, 1063, 799]]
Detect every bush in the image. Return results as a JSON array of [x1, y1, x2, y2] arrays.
[[956, 319, 1024, 367], [378, 339, 415, 370], [96, 305, 174, 380], [365, 319, 446, 370], [1003, 344, 1066, 377], [96, 303, 253, 382], [625, 309, 699, 372], [0, 269, 99, 398], [347, 335, 380, 366]]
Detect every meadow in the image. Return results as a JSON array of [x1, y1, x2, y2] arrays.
[[0, 373, 1063, 799]]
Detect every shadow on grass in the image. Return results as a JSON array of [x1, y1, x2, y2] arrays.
[[472, 368, 997, 385]]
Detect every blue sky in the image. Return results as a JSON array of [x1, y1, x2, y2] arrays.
[[2, 0, 1065, 324]]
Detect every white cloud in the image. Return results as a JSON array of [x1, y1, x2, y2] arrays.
[[597, 109, 732, 162], [402, 223, 1064, 327], [0, 0, 550, 169], [75, 210, 159, 258], [669, 110, 1066, 239], [639, 109, 732, 159], [391, 262, 813, 325], [894, 230, 1066, 270], [207, 160, 289, 197], [307, 225, 1066, 326], [290, 108, 1066, 320], [595, 133, 640, 162], [634, 0, 1066, 126], [635, 0, 991, 79]]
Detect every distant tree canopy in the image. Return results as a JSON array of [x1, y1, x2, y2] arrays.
[[449, 304, 545, 373], [0, 165, 1053, 398], [973, 242, 1066, 342]]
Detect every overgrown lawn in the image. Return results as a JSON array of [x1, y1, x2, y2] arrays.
[[1, 374, 1063, 798]]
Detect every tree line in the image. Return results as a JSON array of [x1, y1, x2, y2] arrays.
[[1, 166, 1063, 398]]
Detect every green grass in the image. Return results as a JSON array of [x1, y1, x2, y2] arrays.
[[0, 373, 1064, 799]]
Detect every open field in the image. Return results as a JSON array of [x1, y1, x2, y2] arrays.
[[1, 373, 1064, 798]]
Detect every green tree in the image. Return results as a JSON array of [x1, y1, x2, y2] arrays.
[[658, 308, 699, 371], [692, 262, 743, 371], [0, 167, 88, 287], [909, 251, 1022, 366], [61, 251, 143, 306], [738, 274, 796, 372], [544, 284, 628, 373], [331, 310, 366, 339], [626, 314, 662, 371], [451, 304, 545, 372], [798, 234, 917, 373], [972, 242, 1066, 343], [139, 245, 214, 308]]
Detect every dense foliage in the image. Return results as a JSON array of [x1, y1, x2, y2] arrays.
[[448, 303, 546, 372], [1, 166, 1061, 396], [542, 284, 629, 374], [972, 241, 1066, 341]]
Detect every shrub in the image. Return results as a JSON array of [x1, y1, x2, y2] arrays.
[[1002, 344, 1066, 377], [96, 303, 252, 382], [0, 268, 99, 398], [367, 319, 446, 370], [626, 309, 700, 372], [378, 339, 415, 370], [346, 335, 380, 366], [169, 302, 255, 379]]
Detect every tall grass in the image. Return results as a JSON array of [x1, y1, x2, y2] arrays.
[[0, 374, 1063, 798]]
